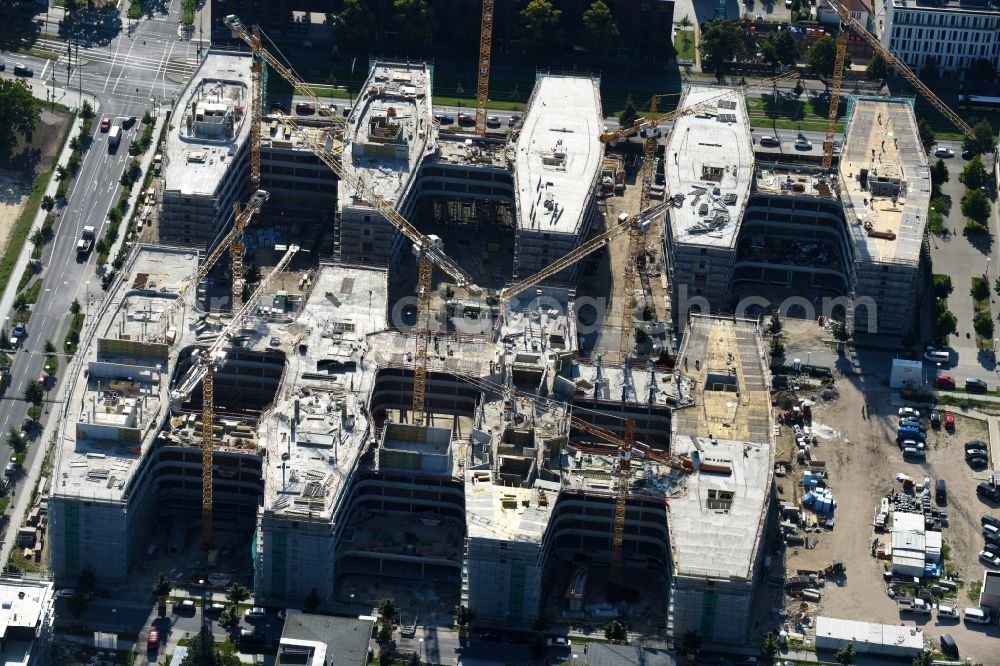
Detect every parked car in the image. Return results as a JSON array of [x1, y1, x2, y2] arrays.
[[54, 588, 76, 598], [174, 599, 196, 613], [898, 407, 921, 418], [486, 115, 501, 128], [934, 146, 955, 158], [945, 412, 955, 430], [979, 551, 1000, 567], [935, 375, 956, 389], [0, 61, 4, 71], [508, 114, 521, 126], [434, 113, 455, 125], [295, 102, 316, 114], [938, 605, 959, 619], [966, 378, 988, 393], [977, 482, 1000, 503], [966, 440, 988, 451], [147, 629, 160, 652], [545, 637, 571, 647], [940, 633, 959, 657], [968, 455, 989, 468], [982, 515, 1000, 529], [930, 411, 941, 428], [985, 542, 1000, 556], [966, 448, 988, 460], [244, 607, 267, 618], [899, 418, 925, 432]]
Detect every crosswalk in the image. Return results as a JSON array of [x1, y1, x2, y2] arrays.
[[30, 36, 198, 82]]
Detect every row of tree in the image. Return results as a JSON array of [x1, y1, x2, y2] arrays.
[[328, 0, 626, 57]]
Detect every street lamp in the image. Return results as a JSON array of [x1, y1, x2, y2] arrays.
[[418, 638, 424, 660]]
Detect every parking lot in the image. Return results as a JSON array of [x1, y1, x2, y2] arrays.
[[767, 322, 1000, 663]]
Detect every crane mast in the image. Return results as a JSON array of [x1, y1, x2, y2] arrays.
[[475, 0, 494, 136]]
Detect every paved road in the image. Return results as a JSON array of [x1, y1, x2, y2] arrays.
[[0, 0, 190, 547]]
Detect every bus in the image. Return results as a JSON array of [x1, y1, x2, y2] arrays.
[[959, 95, 1000, 110]]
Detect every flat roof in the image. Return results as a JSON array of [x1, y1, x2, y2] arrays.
[[668, 315, 774, 581], [163, 51, 253, 198], [465, 472, 557, 543], [890, 0, 1000, 11], [514, 74, 603, 235], [279, 613, 373, 666], [52, 246, 201, 501], [259, 266, 387, 521], [0, 578, 50, 640], [814, 616, 923, 653], [839, 97, 929, 265], [665, 86, 754, 249], [339, 61, 434, 206]]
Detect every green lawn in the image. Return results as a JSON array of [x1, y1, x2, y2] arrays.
[[674, 30, 696, 62]]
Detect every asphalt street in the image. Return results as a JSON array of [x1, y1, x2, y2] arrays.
[[0, 5, 190, 510]]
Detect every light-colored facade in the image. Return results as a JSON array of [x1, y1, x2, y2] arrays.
[[875, 0, 1000, 73]]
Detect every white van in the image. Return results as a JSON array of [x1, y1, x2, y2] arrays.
[[937, 604, 959, 619], [963, 606, 990, 624], [924, 350, 950, 364]]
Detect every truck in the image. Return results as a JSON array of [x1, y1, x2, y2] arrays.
[[108, 125, 121, 150], [76, 226, 96, 254]]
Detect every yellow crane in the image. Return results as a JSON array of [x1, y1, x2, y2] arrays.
[[475, 0, 494, 137], [170, 244, 300, 549], [225, 16, 479, 427], [153, 190, 270, 343], [821, 33, 849, 169], [825, 0, 975, 141]]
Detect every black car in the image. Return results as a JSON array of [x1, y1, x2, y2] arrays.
[[478, 633, 501, 642], [983, 515, 1000, 529], [985, 542, 1000, 556], [0, 61, 5, 72], [985, 530, 1000, 546], [940, 633, 958, 658], [966, 448, 988, 459], [962, 149, 975, 159], [122, 116, 137, 129], [930, 411, 941, 428], [979, 481, 1000, 501], [967, 440, 988, 451], [13, 65, 33, 77], [966, 378, 988, 393], [969, 456, 989, 468], [434, 113, 455, 125]]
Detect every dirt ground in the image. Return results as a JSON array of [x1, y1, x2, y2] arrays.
[[0, 108, 71, 254], [760, 323, 1000, 662]]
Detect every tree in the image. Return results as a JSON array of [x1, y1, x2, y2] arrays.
[[932, 275, 954, 299], [769, 313, 782, 334], [770, 336, 785, 358], [70, 298, 81, 315], [0, 79, 41, 159], [454, 604, 473, 629], [326, 0, 375, 48], [761, 632, 780, 656], [40, 195, 55, 212], [806, 36, 852, 78], [835, 641, 856, 665], [961, 189, 991, 224], [866, 51, 889, 82], [930, 159, 949, 187], [80, 100, 94, 121], [218, 605, 240, 632], [917, 118, 935, 151], [604, 619, 628, 644], [406, 653, 422, 666], [699, 19, 744, 80], [303, 588, 320, 613], [912, 650, 934, 666], [152, 572, 171, 600], [964, 119, 997, 155], [831, 321, 851, 343], [181, 626, 240, 666], [30, 229, 45, 249], [23, 379, 44, 405], [581, 1, 619, 55], [521, 0, 562, 55], [393, 0, 434, 49], [619, 96, 639, 131], [919, 57, 939, 82], [973, 278, 991, 300], [225, 582, 249, 605], [761, 29, 799, 72], [55, 165, 69, 182], [43, 339, 56, 354], [960, 155, 988, 190], [378, 598, 398, 622], [975, 311, 994, 338], [6, 426, 23, 453], [934, 307, 957, 340]]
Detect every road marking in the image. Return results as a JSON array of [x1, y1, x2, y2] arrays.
[[39, 60, 50, 80], [160, 41, 176, 100], [110, 37, 141, 97], [102, 42, 121, 93]]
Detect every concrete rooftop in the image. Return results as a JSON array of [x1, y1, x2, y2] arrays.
[[514, 75, 603, 235], [839, 97, 929, 265], [665, 86, 753, 249], [163, 51, 253, 198], [340, 62, 435, 205]]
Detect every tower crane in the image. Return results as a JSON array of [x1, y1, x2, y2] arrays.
[[232, 25, 265, 307], [475, 0, 495, 137], [459, 373, 692, 585], [224, 16, 479, 427], [170, 243, 300, 549], [819, 0, 975, 166], [223, 15, 349, 153], [152, 189, 270, 343]]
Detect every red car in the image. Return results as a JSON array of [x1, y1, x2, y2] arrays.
[[147, 629, 159, 652], [935, 375, 956, 390], [100, 116, 111, 132], [457, 113, 475, 126], [295, 102, 316, 115], [945, 412, 955, 430]]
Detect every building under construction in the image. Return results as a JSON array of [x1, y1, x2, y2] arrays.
[[664, 86, 928, 338]]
